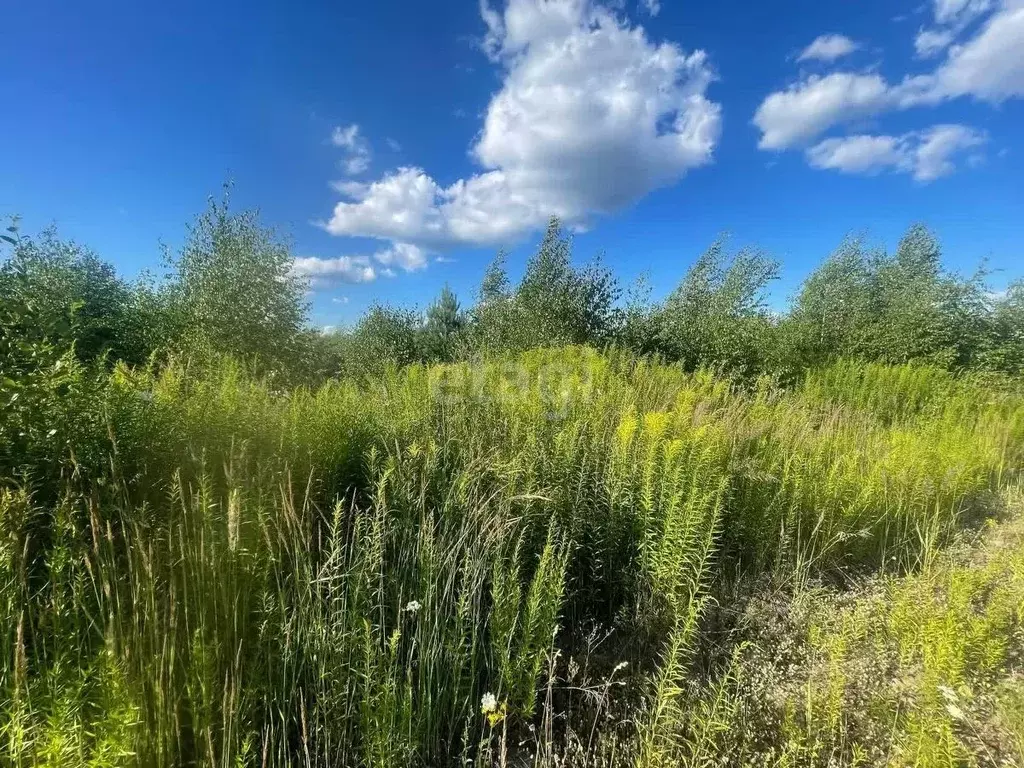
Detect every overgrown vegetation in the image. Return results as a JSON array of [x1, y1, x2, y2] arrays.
[[1, 198, 1022, 766]]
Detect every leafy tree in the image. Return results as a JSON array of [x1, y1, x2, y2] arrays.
[[867, 224, 950, 364], [932, 265, 992, 369], [287, 327, 350, 383], [474, 218, 619, 352], [783, 237, 874, 370], [518, 219, 619, 346], [0, 227, 148, 364], [614, 274, 666, 357], [472, 250, 514, 351], [479, 249, 510, 305], [340, 304, 421, 376], [658, 238, 779, 375], [164, 190, 308, 372], [784, 225, 992, 371], [983, 280, 1024, 374], [0, 233, 107, 483]]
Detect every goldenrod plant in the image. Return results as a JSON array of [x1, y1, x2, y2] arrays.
[[1, 347, 1021, 766]]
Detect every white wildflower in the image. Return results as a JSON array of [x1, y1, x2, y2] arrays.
[[480, 692, 497, 714], [404, 600, 422, 614]]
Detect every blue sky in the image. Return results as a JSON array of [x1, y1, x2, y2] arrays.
[[2, 0, 1023, 328]]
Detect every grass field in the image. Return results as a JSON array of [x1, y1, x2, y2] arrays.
[[2, 347, 1022, 766]]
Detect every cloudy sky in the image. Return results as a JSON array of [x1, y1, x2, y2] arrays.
[[3, 0, 1023, 325]]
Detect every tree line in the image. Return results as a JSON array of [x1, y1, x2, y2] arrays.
[[3, 193, 1023, 387]]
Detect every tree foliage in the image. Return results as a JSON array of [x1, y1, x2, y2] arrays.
[[333, 304, 422, 377], [422, 285, 465, 362], [0, 229, 108, 483], [784, 225, 995, 373], [0, 227, 148, 364], [164, 191, 308, 371], [473, 219, 619, 352], [3, 201, 1023, 384], [985, 280, 1024, 374], [657, 238, 779, 375]]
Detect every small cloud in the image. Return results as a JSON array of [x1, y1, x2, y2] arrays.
[[321, 325, 336, 334], [331, 296, 350, 304], [375, 242, 428, 271], [331, 124, 372, 176], [805, 124, 986, 182], [294, 242, 430, 289], [330, 124, 359, 149], [292, 254, 377, 287], [915, 27, 956, 58], [797, 34, 859, 63], [343, 155, 370, 175], [434, 255, 457, 263], [640, 0, 661, 16], [330, 179, 370, 197], [386, 138, 402, 152]]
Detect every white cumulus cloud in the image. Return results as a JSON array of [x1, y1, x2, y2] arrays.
[[932, 3, 1024, 100], [292, 241, 430, 289], [292, 255, 377, 287], [754, 0, 1024, 161], [322, 0, 720, 252], [798, 34, 859, 62], [754, 73, 895, 150], [806, 124, 987, 181]]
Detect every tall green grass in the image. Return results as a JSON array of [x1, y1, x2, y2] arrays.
[[1, 348, 1020, 766], [682, 485, 1024, 767]]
